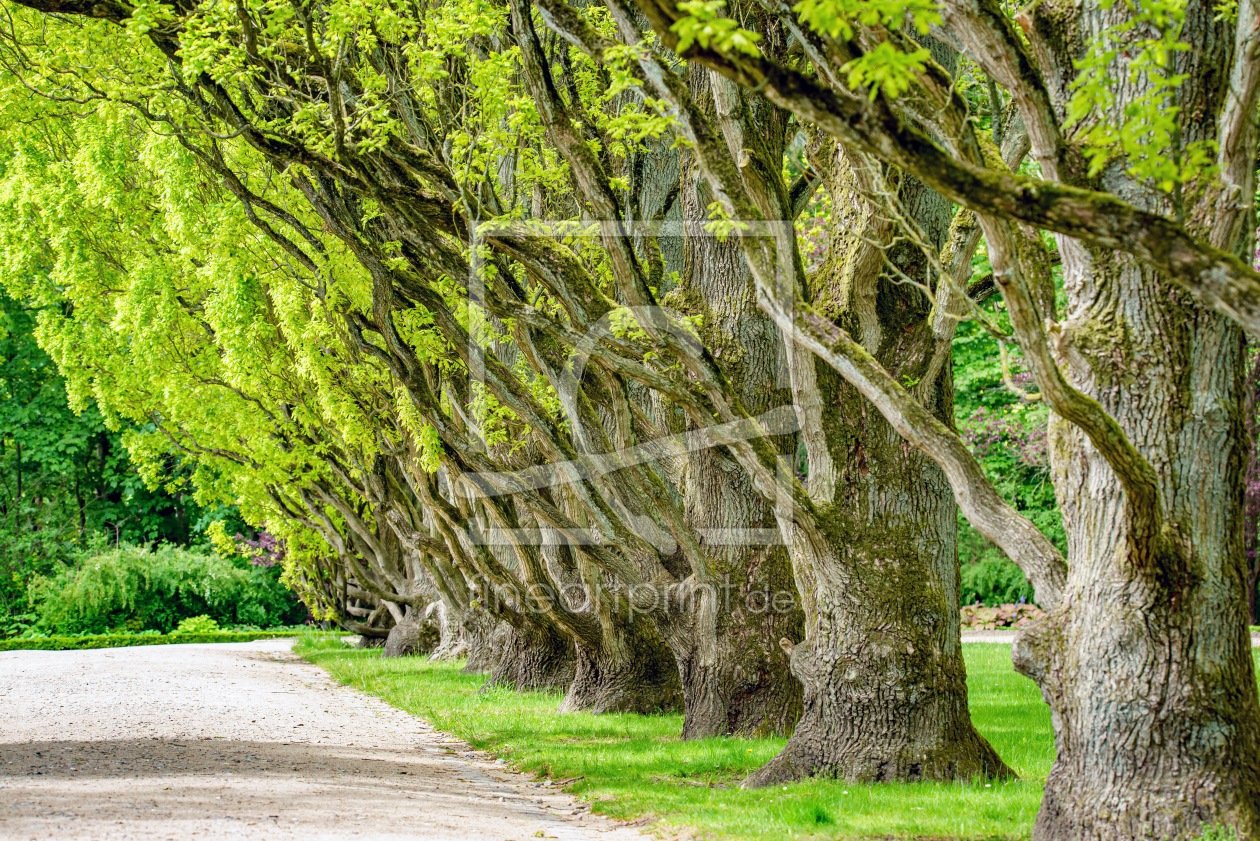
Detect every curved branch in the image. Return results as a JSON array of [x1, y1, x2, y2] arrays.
[[981, 216, 1163, 549], [760, 293, 1068, 608], [625, 0, 1260, 340], [1213, 0, 1260, 250], [936, 0, 1066, 180]]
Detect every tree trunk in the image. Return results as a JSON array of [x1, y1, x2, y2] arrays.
[[666, 558, 802, 739], [560, 615, 682, 714], [382, 611, 436, 657], [746, 391, 1009, 785], [661, 120, 804, 738], [1244, 346, 1260, 627], [991, 2, 1260, 835], [1012, 237, 1260, 841], [1014, 287, 1260, 837], [459, 613, 503, 674], [747, 142, 1010, 785], [486, 622, 576, 692], [430, 601, 497, 665]]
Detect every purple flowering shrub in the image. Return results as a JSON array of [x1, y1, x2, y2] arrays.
[[959, 404, 1049, 470], [232, 530, 285, 567], [960, 602, 1044, 629]]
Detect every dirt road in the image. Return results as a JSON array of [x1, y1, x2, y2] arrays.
[[0, 640, 646, 841]]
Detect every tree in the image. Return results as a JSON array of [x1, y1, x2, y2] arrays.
[[1, 0, 795, 729], [0, 289, 221, 627], [598, 0, 1260, 834], [0, 0, 989, 757]]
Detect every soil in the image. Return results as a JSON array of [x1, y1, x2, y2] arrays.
[[0, 639, 650, 841]]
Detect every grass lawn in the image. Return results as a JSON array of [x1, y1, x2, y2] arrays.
[[295, 635, 1259, 840]]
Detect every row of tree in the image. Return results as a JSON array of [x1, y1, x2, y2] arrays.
[[0, 0, 1257, 836]]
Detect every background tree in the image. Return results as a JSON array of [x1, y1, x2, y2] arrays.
[[0, 288, 246, 632]]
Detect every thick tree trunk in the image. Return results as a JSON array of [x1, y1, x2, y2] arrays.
[[1015, 290, 1260, 838], [460, 614, 504, 674], [433, 603, 497, 666], [560, 616, 682, 714], [461, 615, 504, 675], [659, 75, 804, 739], [746, 403, 1010, 785], [667, 563, 802, 739], [382, 611, 437, 657], [1013, 244, 1260, 840], [486, 622, 576, 692], [996, 3, 1260, 836], [747, 146, 1010, 785]]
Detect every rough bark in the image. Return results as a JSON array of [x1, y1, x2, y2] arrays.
[[659, 86, 804, 738], [485, 622, 577, 693], [382, 612, 436, 658], [560, 617, 682, 714], [1016, 266, 1260, 838], [993, 2, 1260, 836], [460, 613, 504, 674], [747, 150, 1010, 786]]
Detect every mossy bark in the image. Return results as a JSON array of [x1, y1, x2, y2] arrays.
[[748, 146, 1010, 786], [560, 615, 682, 714], [382, 611, 437, 658], [1015, 246, 1260, 839], [661, 114, 804, 739], [1016, 211, 1260, 841], [1003, 2, 1260, 836], [486, 622, 576, 692], [746, 377, 1009, 784]]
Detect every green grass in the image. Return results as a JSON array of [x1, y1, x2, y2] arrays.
[[297, 637, 1058, 839], [295, 636, 1260, 839]]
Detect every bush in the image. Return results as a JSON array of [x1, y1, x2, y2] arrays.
[[0, 630, 314, 651], [961, 554, 1035, 607], [172, 615, 220, 634], [27, 542, 307, 635]]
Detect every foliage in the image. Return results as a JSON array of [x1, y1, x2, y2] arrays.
[[172, 614, 221, 634], [961, 557, 1036, 607], [1065, 0, 1218, 194], [959, 602, 1044, 630], [0, 291, 250, 627], [233, 531, 286, 568], [671, 0, 762, 56], [26, 541, 306, 636], [952, 294, 1063, 606], [0, 67, 378, 620]]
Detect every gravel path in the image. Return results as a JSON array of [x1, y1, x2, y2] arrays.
[[0, 640, 648, 841]]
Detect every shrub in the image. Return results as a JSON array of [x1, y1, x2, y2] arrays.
[[172, 615, 220, 634], [961, 555, 1035, 607], [28, 542, 307, 635], [960, 603, 1045, 629]]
